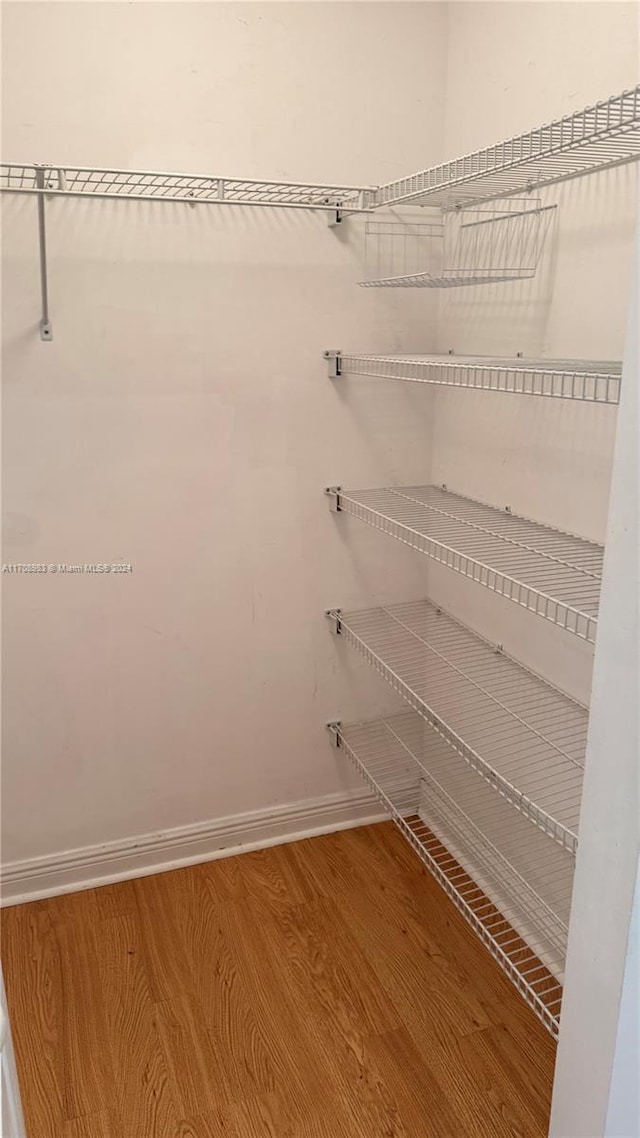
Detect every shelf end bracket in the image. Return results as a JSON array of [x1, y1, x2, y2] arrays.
[[323, 350, 342, 379], [326, 721, 342, 747], [326, 203, 344, 228], [325, 486, 342, 512], [325, 608, 342, 634]]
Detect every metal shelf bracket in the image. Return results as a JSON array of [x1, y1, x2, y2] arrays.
[[326, 721, 342, 746], [325, 608, 342, 634], [323, 350, 342, 379], [325, 486, 342, 512], [35, 167, 52, 340]]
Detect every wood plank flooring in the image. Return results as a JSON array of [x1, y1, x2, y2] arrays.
[[1, 823, 557, 1137]]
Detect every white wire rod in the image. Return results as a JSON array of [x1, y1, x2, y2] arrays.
[[329, 598, 586, 853], [330, 484, 602, 641], [336, 353, 622, 404], [0, 163, 375, 212], [459, 203, 558, 229], [376, 85, 640, 209], [330, 717, 564, 1037]]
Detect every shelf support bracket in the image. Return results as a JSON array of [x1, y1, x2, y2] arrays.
[[323, 350, 342, 379], [325, 486, 342, 512], [35, 167, 52, 341], [325, 608, 342, 634], [326, 721, 342, 747]]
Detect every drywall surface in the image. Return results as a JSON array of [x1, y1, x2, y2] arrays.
[[1, 1, 445, 864], [550, 221, 639, 1138], [427, 0, 639, 707]]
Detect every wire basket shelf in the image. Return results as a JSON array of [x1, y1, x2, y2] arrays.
[[360, 200, 555, 288], [330, 711, 572, 1037], [327, 484, 602, 642], [0, 163, 375, 212], [376, 85, 640, 209], [327, 599, 587, 853], [336, 353, 622, 404]]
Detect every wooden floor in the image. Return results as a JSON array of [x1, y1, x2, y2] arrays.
[[2, 823, 556, 1137]]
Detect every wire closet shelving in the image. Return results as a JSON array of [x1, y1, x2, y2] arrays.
[[321, 83, 639, 1042], [359, 200, 556, 289], [376, 85, 640, 209], [327, 353, 622, 404], [326, 600, 587, 853], [0, 163, 376, 211], [326, 485, 603, 642], [329, 711, 572, 1037], [2, 85, 638, 339]]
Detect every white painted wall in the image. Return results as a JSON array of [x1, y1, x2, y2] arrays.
[[1, 1, 445, 868], [426, 0, 639, 708]]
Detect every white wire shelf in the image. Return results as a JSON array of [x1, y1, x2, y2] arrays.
[[326, 484, 602, 642], [330, 711, 572, 1037], [327, 599, 587, 853], [333, 353, 622, 404], [376, 85, 640, 209], [0, 163, 375, 212], [360, 269, 532, 288]]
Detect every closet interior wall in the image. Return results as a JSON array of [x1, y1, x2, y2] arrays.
[[428, 0, 638, 707], [1, 2, 445, 869]]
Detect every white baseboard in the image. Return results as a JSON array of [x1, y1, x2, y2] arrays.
[[0, 788, 384, 907]]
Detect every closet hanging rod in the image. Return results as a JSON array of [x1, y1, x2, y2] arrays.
[[0, 163, 376, 212]]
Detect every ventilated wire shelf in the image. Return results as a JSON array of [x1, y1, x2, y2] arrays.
[[0, 163, 375, 212], [335, 353, 622, 405], [327, 599, 587, 852], [330, 711, 571, 1037], [326, 484, 602, 642], [3, 88, 638, 215], [376, 85, 640, 209], [360, 200, 554, 288]]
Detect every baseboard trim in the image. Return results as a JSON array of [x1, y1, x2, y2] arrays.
[[0, 788, 384, 907]]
